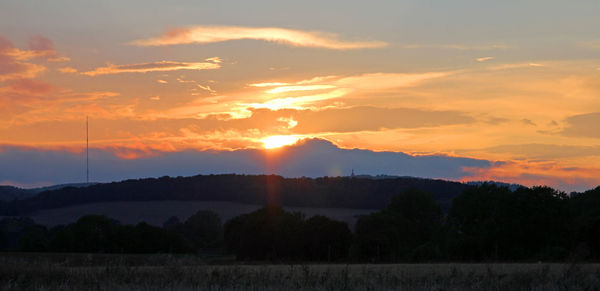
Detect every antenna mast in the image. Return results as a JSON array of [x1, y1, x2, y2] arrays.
[[86, 116, 89, 183]]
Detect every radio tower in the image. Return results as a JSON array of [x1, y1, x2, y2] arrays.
[[86, 116, 89, 183]]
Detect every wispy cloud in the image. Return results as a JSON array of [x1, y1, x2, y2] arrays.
[[521, 118, 536, 126], [2, 35, 68, 63], [250, 82, 292, 87], [402, 43, 511, 51], [57, 67, 77, 74], [476, 56, 494, 62], [578, 40, 600, 49], [244, 71, 452, 110], [7, 78, 54, 94], [265, 85, 336, 94], [0, 36, 47, 81], [489, 62, 545, 70], [560, 112, 600, 139], [82, 60, 220, 76], [130, 26, 388, 50]]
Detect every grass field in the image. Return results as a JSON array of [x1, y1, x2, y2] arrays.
[[27, 201, 377, 229], [1, 253, 599, 290]]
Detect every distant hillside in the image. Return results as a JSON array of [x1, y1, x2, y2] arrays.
[[0, 183, 96, 201], [0, 186, 35, 201], [0, 174, 469, 215]]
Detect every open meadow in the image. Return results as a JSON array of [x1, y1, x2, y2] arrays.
[[1, 253, 599, 290]]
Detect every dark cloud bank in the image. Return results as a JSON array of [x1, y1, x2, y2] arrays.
[[0, 139, 491, 187]]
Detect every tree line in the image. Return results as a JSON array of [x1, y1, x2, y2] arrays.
[[1, 183, 600, 262]]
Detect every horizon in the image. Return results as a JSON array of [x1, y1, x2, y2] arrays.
[[0, 137, 594, 193], [2, 1, 600, 191]]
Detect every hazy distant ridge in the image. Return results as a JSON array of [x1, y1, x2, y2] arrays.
[[0, 174, 468, 215]]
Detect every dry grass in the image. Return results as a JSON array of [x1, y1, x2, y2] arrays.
[[1, 253, 599, 290]]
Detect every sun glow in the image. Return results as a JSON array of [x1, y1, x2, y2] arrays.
[[262, 135, 301, 149]]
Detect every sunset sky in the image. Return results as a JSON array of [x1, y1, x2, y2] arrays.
[[1, 0, 600, 191]]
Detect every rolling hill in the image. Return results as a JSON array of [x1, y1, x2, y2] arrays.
[[0, 174, 469, 216]]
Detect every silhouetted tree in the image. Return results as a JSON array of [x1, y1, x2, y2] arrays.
[[0, 217, 37, 250], [224, 206, 305, 260], [45, 215, 192, 253], [302, 215, 352, 261], [163, 216, 182, 229], [183, 210, 222, 249], [447, 184, 571, 261], [353, 189, 443, 261], [18, 224, 49, 251]]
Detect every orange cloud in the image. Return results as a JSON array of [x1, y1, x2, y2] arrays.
[[82, 60, 221, 76], [463, 160, 600, 191], [265, 85, 336, 94], [476, 56, 494, 62], [1, 35, 68, 63], [57, 67, 77, 73], [0, 37, 47, 81], [8, 79, 54, 94], [402, 43, 511, 50], [242, 71, 452, 111], [560, 112, 600, 139], [130, 26, 387, 50]]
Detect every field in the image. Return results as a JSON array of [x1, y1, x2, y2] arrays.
[[1, 253, 599, 290], [27, 201, 377, 229]]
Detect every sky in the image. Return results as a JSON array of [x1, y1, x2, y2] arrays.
[[1, 0, 599, 191]]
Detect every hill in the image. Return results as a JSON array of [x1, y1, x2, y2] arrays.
[[0, 174, 468, 215], [0, 183, 95, 201]]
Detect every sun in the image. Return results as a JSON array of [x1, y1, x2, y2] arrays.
[[262, 135, 301, 149]]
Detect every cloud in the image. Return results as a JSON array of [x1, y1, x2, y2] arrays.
[[130, 26, 388, 50], [521, 118, 536, 126], [250, 82, 292, 87], [57, 67, 77, 74], [463, 159, 600, 192], [333, 72, 451, 90], [579, 40, 600, 50], [8, 79, 54, 94], [205, 57, 222, 63], [0, 106, 474, 149], [176, 76, 217, 95], [82, 60, 220, 76], [246, 107, 475, 134], [0, 138, 491, 187], [2, 35, 67, 62], [476, 56, 494, 62], [265, 85, 336, 94], [27, 35, 55, 52], [402, 43, 510, 50], [482, 143, 600, 159], [489, 62, 545, 70], [0, 89, 121, 126], [560, 112, 600, 138], [243, 71, 452, 110], [0, 36, 47, 81]]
